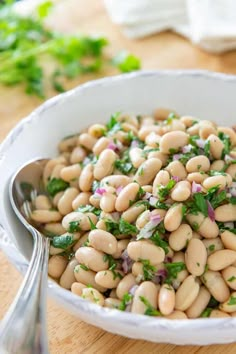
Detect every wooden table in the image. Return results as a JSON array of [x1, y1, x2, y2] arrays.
[[1, 0, 236, 352]]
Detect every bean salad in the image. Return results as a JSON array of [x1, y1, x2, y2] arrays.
[[29, 109, 236, 319]]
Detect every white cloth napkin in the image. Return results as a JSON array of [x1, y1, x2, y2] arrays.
[[104, 0, 236, 53]]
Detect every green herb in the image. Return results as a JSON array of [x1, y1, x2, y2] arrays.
[[119, 293, 133, 311], [140, 260, 157, 281], [52, 234, 74, 249], [103, 254, 122, 280], [218, 132, 231, 159], [0, 3, 141, 97], [104, 219, 120, 236], [106, 112, 120, 130], [119, 218, 138, 235], [46, 178, 69, 197], [228, 296, 236, 305], [139, 296, 161, 316], [149, 199, 168, 210], [88, 217, 97, 230], [112, 51, 141, 73], [76, 204, 101, 216], [164, 112, 179, 125], [165, 262, 186, 284], [80, 264, 89, 271], [193, 193, 208, 216], [228, 276, 236, 282], [141, 148, 160, 158], [204, 140, 211, 158], [208, 244, 215, 252], [150, 232, 169, 254], [230, 197, 236, 205], [208, 296, 219, 308], [68, 221, 81, 233], [217, 222, 236, 235], [179, 152, 195, 165], [82, 154, 98, 166], [114, 150, 136, 175], [169, 148, 178, 154], [209, 170, 227, 177], [192, 221, 199, 231], [201, 308, 212, 318], [157, 179, 176, 201], [138, 167, 144, 176]]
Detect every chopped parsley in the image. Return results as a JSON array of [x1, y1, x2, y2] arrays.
[[218, 132, 231, 159], [201, 308, 212, 318], [227, 276, 236, 282], [80, 264, 89, 271], [115, 150, 136, 175], [164, 262, 186, 285], [119, 292, 133, 311], [68, 221, 81, 233], [150, 231, 169, 254], [105, 218, 137, 236], [88, 216, 97, 230], [204, 140, 211, 158], [227, 296, 236, 306], [157, 179, 176, 201], [140, 260, 157, 281], [208, 244, 215, 252], [139, 296, 161, 316], [52, 234, 75, 249], [103, 254, 122, 280], [46, 178, 69, 197], [76, 205, 101, 216], [217, 222, 236, 235]]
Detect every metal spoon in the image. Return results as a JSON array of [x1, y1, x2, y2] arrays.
[[0, 158, 51, 354]]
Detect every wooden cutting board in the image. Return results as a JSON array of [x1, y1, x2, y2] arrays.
[[1, 0, 236, 352]]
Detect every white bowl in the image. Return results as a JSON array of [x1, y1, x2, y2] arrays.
[[1, 70, 236, 345]]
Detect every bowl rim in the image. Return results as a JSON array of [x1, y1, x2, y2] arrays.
[[1, 69, 236, 341], [1, 68, 236, 158]]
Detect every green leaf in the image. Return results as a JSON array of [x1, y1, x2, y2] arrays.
[[88, 217, 97, 230], [204, 140, 211, 158], [112, 51, 141, 73], [227, 276, 236, 282], [119, 218, 138, 235], [80, 264, 89, 271], [193, 193, 208, 216], [52, 234, 74, 249], [119, 292, 133, 311], [140, 260, 157, 281], [200, 308, 212, 318], [150, 232, 169, 254], [46, 178, 69, 197], [230, 197, 236, 205], [106, 112, 121, 130], [227, 296, 236, 305], [76, 204, 101, 216], [37, 1, 53, 19], [218, 132, 231, 159], [164, 262, 186, 284], [139, 296, 161, 316], [157, 179, 176, 201], [68, 221, 81, 233]]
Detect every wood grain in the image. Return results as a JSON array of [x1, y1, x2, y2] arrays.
[[1, 0, 236, 352]]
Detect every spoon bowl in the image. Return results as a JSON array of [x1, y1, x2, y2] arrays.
[[0, 158, 50, 354]]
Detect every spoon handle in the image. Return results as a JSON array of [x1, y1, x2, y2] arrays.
[[0, 229, 50, 354]]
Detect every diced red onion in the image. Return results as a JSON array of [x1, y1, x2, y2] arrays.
[[129, 285, 138, 296], [164, 256, 172, 263], [196, 139, 206, 148], [121, 250, 133, 274], [192, 181, 202, 193], [143, 192, 152, 200], [207, 200, 215, 222], [173, 154, 183, 161], [116, 186, 123, 194], [150, 213, 162, 222], [172, 176, 180, 182], [225, 154, 234, 163], [95, 188, 106, 196], [182, 145, 192, 153], [137, 216, 162, 239], [131, 140, 139, 149], [157, 268, 168, 280], [107, 142, 120, 152], [149, 196, 158, 206]]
